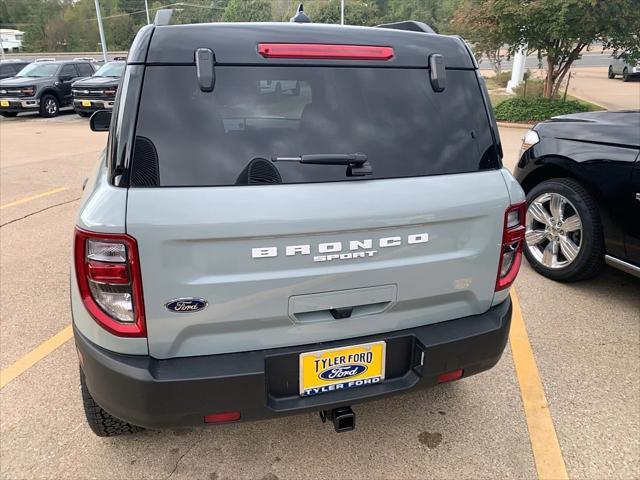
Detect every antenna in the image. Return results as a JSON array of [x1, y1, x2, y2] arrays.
[[290, 3, 311, 23]]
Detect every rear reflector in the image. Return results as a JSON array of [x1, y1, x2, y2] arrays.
[[204, 411, 241, 423], [258, 43, 394, 61], [437, 369, 464, 383]]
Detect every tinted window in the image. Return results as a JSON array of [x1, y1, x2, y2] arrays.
[[16, 63, 58, 77], [59, 64, 78, 78], [135, 66, 497, 187], [95, 62, 125, 77], [77, 63, 94, 76], [0, 65, 13, 76]]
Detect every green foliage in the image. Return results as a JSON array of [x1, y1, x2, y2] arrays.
[[1, 0, 467, 53], [223, 0, 272, 22], [493, 70, 511, 88], [494, 97, 589, 122], [459, 0, 640, 98], [513, 79, 545, 99]]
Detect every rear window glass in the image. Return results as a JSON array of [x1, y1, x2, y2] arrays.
[[133, 66, 498, 187]]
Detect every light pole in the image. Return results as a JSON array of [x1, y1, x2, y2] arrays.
[[94, 0, 109, 63], [341, 0, 344, 25], [0, 35, 5, 61], [144, 0, 151, 24]]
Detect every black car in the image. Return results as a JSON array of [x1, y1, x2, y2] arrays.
[[0, 59, 31, 80], [72, 61, 125, 117], [0, 59, 96, 117], [515, 111, 640, 281]]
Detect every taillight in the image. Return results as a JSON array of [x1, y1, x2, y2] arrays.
[[74, 227, 146, 337], [257, 43, 394, 61], [496, 202, 526, 291]]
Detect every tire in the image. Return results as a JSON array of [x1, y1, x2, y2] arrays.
[[39, 94, 59, 117], [80, 367, 143, 437], [523, 178, 604, 282], [0, 112, 18, 118], [608, 66, 615, 79], [623, 68, 630, 82]]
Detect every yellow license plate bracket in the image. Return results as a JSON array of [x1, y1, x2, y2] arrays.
[[0, 100, 9, 107], [299, 341, 386, 396], [81, 100, 91, 107]]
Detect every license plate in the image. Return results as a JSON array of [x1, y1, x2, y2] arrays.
[[0, 100, 9, 107], [299, 341, 386, 396], [81, 100, 92, 107]]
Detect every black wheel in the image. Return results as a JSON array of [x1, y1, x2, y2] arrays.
[[523, 178, 604, 282], [76, 110, 91, 117], [39, 94, 59, 117], [80, 367, 143, 437], [622, 68, 630, 82], [0, 112, 18, 118], [608, 66, 615, 79]]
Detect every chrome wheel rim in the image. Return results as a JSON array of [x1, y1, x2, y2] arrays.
[[45, 98, 57, 115], [526, 192, 583, 269]]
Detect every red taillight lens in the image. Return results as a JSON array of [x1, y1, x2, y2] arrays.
[[87, 261, 129, 284], [258, 43, 394, 61], [437, 369, 464, 383], [204, 411, 241, 423], [496, 202, 526, 291], [74, 227, 146, 337]]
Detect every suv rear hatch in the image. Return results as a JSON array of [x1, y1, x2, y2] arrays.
[[125, 26, 512, 359]]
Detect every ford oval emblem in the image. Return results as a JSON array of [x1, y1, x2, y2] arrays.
[[165, 298, 208, 313], [319, 364, 367, 380]]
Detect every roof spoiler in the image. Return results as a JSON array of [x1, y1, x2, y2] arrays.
[[376, 21, 435, 34]]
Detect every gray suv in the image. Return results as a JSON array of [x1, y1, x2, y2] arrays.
[[72, 15, 525, 436]]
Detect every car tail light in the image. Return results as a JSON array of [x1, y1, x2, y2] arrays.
[[204, 411, 241, 423], [74, 227, 146, 337], [437, 369, 464, 383], [496, 202, 526, 291], [258, 43, 394, 61]]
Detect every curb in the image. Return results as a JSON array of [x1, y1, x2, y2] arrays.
[[497, 121, 535, 129]]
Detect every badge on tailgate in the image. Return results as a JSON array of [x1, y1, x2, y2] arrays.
[[299, 341, 386, 396]]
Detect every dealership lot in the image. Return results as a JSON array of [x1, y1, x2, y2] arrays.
[[0, 113, 638, 479]]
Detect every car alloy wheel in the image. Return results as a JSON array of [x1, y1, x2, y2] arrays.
[[45, 98, 58, 115], [525, 192, 583, 269]]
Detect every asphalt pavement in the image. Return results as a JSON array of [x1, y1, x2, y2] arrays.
[[0, 108, 638, 479]]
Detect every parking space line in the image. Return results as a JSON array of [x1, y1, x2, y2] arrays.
[[0, 325, 73, 389], [510, 290, 568, 480], [0, 187, 68, 210]]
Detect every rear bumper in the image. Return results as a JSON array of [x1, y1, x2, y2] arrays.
[[75, 296, 512, 429]]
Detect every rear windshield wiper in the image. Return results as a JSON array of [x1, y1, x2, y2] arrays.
[[271, 152, 372, 176]]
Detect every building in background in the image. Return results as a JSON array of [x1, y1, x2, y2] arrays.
[[0, 29, 25, 53]]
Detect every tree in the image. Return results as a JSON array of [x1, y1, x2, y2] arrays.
[[223, 0, 272, 22], [307, 0, 381, 26], [456, 0, 640, 98], [452, 0, 506, 72]]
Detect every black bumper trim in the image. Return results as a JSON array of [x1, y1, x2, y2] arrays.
[[75, 297, 512, 429]]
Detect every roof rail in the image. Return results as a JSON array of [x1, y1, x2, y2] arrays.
[[154, 9, 173, 26], [34, 57, 56, 62], [376, 21, 435, 34], [74, 57, 96, 61]]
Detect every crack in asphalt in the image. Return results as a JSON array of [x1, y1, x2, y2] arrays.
[[0, 197, 81, 228], [166, 438, 203, 480]]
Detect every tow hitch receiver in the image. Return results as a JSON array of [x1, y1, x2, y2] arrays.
[[320, 406, 355, 432]]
